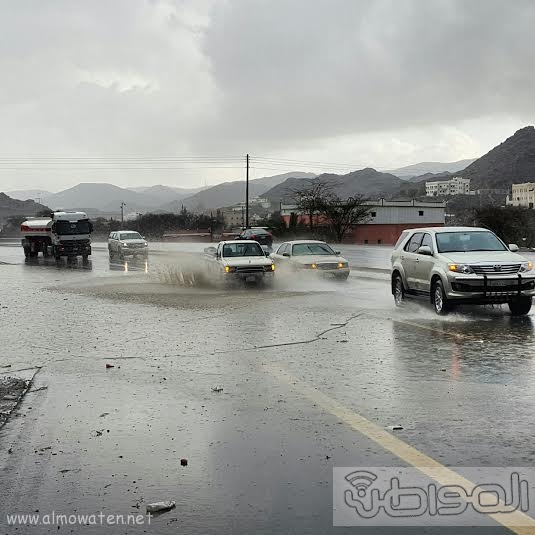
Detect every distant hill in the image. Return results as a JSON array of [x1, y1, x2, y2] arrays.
[[164, 172, 316, 212], [128, 185, 203, 203], [0, 192, 50, 222], [389, 159, 477, 179], [5, 189, 53, 202], [262, 168, 403, 202], [407, 171, 453, 183], [460, 126, 535, 190], [45, 182, 164, 212]]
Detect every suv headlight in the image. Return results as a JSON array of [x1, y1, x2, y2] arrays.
[[520, 261, 533, 272], [448, 263, 474, 274]]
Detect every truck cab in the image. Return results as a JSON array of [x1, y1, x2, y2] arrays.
[[21, 211, 93, 261]]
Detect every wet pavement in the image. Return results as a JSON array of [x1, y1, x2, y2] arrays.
[[0, 241, 534, 533]]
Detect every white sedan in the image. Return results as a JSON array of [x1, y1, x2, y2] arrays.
[[271, 240, 350, 280]]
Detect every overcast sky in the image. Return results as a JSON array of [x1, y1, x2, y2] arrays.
[[0, 0, 533, 192]]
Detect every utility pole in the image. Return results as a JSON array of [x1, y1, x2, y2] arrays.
[[245, 154, 249, 229], [120, 202, 126, 226]]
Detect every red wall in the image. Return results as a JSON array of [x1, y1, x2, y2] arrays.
[[344, 223, 444, 245]]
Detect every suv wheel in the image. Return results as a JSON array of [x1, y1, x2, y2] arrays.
[[508, 297, 532, 316], [432, 279, 450, 315], [392, 274, 405, 306]]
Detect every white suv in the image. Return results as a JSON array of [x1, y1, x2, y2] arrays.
[[391, 227, 535, 315], [108, 231, 148, 259]]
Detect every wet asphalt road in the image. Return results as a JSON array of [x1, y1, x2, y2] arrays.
[[1, 242, 535, 534]]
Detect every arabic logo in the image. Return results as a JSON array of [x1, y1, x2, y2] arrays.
[[345, 471, 377, 498]]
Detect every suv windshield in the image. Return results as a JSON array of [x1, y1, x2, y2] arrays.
[[292, 243, 335, 256], [223, 242, 264, 257], [120, 232, 142, 240], [55, 220, 92, 235], [436, 231, 507, 253]]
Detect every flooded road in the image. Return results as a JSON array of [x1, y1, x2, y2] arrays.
[[1, 241, 534, 534]]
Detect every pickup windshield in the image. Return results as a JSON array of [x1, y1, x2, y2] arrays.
[[55, 220, 92, 235], [223, 243, 264, 257], [436, 231, 507, 253]]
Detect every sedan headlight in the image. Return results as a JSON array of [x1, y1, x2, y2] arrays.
[[448, 263, 474, 274], [520, 261, 533, 272]]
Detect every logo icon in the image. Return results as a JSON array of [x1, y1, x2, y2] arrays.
[[494, 265, 502, 271], [345, 471, 377, 497]]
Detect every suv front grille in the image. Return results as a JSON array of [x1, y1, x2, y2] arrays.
[[470, 264, 521, 275]]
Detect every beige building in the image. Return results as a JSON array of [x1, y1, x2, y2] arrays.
[[426, 176, 472, 197], [506, 182, 535, 208]]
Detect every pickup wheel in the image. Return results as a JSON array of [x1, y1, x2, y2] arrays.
[[508, 297, 532, 316], [432, 279, 451, 315], [392, 274, 405, 307]]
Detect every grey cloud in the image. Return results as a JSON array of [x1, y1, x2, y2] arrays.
[[199, 0, 535, 150]]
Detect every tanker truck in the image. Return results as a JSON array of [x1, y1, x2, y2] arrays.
[[21, 211, 93, 261]]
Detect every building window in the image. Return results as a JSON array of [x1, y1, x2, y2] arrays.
[[418, 210, 424, 216], [377, 239, 382, 244], [364, 239, 368, 244], [371, 211, 376, 217]]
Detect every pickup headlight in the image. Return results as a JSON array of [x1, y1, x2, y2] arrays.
[[264, 264, 275, 272], [337, 262, 348, 268], [224, 266, 236, 273], [520, 261, 533, 272], [309, 263, 318, 269], [448, 263, 474, 274]]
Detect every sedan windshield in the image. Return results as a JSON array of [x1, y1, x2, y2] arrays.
[[120, 232, 142, 240], [436, 231, 507, 253], [292, 243, 336, 256], [223, 242, 264, 257]]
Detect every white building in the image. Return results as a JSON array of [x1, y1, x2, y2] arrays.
[[426, 176, 472, 197], [506, 182, 535, 208]]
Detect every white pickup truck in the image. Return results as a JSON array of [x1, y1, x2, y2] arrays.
[[204, 240, 275, 286]]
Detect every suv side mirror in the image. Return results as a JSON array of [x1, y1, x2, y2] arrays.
[[334, 250, 341, 255], [509, 243, 519, 252], [417, 245, 433, 256]]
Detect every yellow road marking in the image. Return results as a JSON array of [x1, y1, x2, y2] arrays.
[[263, 363, 535, 533]]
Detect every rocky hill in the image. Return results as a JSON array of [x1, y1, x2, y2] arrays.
[[461, 126, 535, 189], [0, 192, 50, 222], [262, 168, 404, 202], [164, 172, 316, 212]]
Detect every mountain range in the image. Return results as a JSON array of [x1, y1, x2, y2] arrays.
[[387, 159, 477, 178], [262, 168, 404, 202], [3, 126, 535, 212]]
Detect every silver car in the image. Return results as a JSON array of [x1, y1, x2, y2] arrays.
[[108, 231, 149, 259], [271, 240, 350, 280], [391, 226, 535, 315]]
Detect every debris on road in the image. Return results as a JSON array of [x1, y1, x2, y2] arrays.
[[180, 458, 188, 466], [211, 386, 223, 393], [388, 425, 404, 431], [440, 368, 447, 372], [105, 364, 115, 369], [146, 501, 176, 514]]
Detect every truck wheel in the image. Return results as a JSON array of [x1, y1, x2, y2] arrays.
[[432, 279, 451, 315], [82, 255, 89, 263], [508, 297, 532, 316], [23, 247, 30, 259], [392, 274, 405, 307], [29, 251, 38, 258]]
